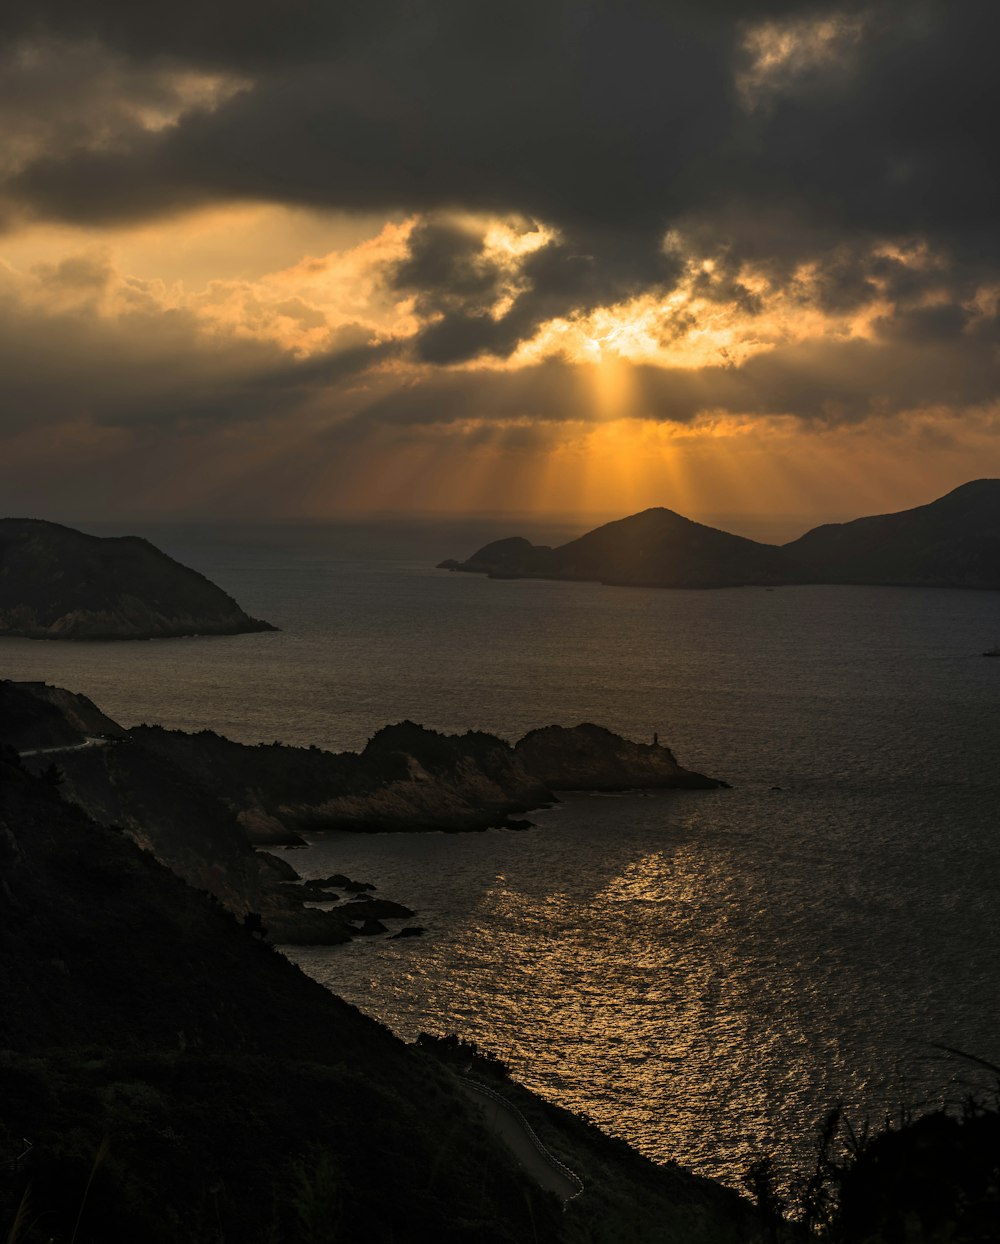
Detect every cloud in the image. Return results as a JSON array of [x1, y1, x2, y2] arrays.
[[1, 0, 999, 522], [3, 4, 998, 368], [354, 297, 1000, 430], [0, 248, 400, 432], [2, 3, 995, 260]]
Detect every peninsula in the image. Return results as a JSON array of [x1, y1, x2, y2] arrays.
[[440, 480, 1000, 591], [0, 517, 276, 639], [2, 680, 725, 946]]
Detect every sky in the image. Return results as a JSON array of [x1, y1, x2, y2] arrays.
[[1, 0, 998, 538]]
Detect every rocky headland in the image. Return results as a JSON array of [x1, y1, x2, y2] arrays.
[[440, 479, 1000, 590], [516, 723, 728, 791], [3, 680, 725, 946], [129, 716, 724, 843], [0, 517, 276, 639]]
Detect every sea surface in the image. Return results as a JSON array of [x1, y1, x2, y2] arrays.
[[4, 519, 1000, 1193]]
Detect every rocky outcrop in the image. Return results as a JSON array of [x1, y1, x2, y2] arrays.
[[131, 716, 726, 838], [0, 517, 276, 639], [131, 719, 556, 836], [515, 723, 727, 790]]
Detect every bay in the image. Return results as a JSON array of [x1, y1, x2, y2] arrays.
[[3, 519, 999, 1192]]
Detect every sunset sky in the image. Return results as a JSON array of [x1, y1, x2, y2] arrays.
[[2, 1, 998, 536]]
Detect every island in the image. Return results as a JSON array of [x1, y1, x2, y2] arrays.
[[440, 479, 1000, 591], [0, 517, 276, 639]]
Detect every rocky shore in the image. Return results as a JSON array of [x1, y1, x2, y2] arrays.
[[3, 680, 726, 946]]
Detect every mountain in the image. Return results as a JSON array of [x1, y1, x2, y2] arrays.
[[0, 517, 276, 639], [442, 508, 788, 587], [441, 481, 1000, 590], [782, 479, 1000, 587]]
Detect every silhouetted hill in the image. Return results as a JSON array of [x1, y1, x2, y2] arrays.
[[448, 508, 788, 587], [783, 479, 1000, 587], [442, 481, 1000, 590], [0, 517, 275, 638]]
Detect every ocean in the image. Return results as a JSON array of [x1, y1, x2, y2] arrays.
[[4, 518, 999, 1193]]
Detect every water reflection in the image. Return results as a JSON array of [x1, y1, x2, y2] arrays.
[[289, 782, 1000, 1193]]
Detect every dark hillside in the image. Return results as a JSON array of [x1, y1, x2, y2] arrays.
[[783, 479, 1000, 587], [0, 753, 563, 1243], [0, 680, 124, 750], [0, 754, 755, 1243]]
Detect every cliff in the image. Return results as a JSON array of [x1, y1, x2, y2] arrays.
[[441, 480, 1000, 590], [0, 517, 276, 639]]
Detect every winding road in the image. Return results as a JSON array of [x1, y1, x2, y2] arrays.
[[17, 737, 110, 758], [458, 1076, 583, 1205]]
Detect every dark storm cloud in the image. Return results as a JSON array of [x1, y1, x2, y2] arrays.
[[3, 0, 874, 241], [7, 0, 993, 253], [390, 216, 684, 364], [2, 0, 1000, 426]]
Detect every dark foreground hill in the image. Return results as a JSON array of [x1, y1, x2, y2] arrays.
[[441, 480, 1000, 590], [0, 750, 754, 1244], [2, 686, 995, 1242], [0, 517, 275, 639]]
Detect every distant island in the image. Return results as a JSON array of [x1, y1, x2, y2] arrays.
[[0, 517, 276, 639], [439, 479, 1000, 590]]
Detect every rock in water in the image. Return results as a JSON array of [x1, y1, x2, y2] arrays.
[[0, 517, 276, 639]]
